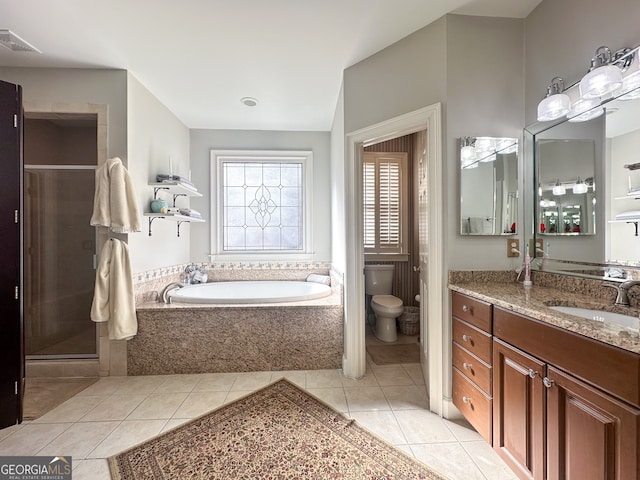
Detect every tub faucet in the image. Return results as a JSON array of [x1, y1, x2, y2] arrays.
[[161, 282, 184, 304], [603, 280, 640, 306]]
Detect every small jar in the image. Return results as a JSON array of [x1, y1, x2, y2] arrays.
[[150, 199, 168, 213]]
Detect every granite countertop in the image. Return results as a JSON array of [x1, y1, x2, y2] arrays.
[[449, 282, 640, 354]]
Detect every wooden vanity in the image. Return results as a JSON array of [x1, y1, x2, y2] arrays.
[[451, 290, 640, 480]]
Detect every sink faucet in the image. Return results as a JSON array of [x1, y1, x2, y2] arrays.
[[604, 280, 640, 306]]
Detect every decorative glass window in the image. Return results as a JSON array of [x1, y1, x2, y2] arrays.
[[211, 150, 313, 255], [363, 152, 408, 254]]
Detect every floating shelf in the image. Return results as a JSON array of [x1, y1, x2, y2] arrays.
[[614, 194, 640, 200], [149, 181, 202, 207], [144, 213, 205, 237], [608, 219, 639, 236]]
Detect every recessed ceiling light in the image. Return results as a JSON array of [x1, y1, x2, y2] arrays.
[[0, 29, 41, 53], [240, 97, 258, 107]]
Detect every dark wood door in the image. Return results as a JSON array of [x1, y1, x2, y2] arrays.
[[546, 365, 640, 480], [493, 338, 546, 480], [0, 79, 23, 428]]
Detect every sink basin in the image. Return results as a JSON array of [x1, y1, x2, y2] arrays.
[[549, 306, 638, 330]]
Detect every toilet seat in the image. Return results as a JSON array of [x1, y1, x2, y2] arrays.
[[371, 295, 403, 308]]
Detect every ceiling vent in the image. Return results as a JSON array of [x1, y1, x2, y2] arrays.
[[0, 29, 41, 53]]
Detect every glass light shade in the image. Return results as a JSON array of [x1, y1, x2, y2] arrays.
[[619, 70, 640, 100], [552, 181, 566, 196], [537, 93, 571, 121], [579, 65, 623, 99], [573, 180, 588, 194], [568, 106, 604, 123], [461, 145, 476, 162]]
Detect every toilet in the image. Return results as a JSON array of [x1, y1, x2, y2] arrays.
[[364, 264, 404, 342]]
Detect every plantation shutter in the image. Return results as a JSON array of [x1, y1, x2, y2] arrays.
[[363, 153, 406, 254]]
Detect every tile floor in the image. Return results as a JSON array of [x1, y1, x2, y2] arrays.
[[0, 361, 517, 480]]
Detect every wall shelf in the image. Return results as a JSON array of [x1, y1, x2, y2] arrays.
[[146, 181, 204, 236], [144, 213, 204, 237], [614, 194, 640, 200]]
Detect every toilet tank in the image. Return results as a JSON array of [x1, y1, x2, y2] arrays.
[[364, 264, 395, 295]]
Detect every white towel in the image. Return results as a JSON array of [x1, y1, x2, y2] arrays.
[[90, 238, 137, 340], [90, 157, 142, 233]]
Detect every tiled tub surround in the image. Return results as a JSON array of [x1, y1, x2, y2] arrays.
[[448, 271, 640, 354], [129, 262, 344, 376]]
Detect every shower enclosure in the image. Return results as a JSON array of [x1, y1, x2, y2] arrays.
[[24, 115, 98, 358]]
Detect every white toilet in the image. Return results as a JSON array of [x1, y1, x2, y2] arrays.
[[364, 264, 404, 342]]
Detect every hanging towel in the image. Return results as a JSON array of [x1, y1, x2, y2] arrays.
[[90, 157, 142, 233], [90, 238, 138, 340]]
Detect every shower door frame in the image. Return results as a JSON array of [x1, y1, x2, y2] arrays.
[[24, 164, 99, 360]]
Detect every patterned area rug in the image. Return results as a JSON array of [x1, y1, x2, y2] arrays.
[[109, 378, 447, 480]]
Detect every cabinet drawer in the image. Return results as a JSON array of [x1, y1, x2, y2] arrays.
[[452, 343, 492, 394], [452, 292, 492, 333], [452, 317, 492, 364], [452, 367, 492, 443]]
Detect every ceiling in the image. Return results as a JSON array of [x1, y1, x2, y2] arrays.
[[0, 0, 541, 131]]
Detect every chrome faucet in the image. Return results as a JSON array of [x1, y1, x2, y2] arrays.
[[604, 280, 640, 306], [161, 282, 185, 303]]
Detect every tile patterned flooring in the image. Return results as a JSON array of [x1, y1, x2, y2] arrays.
[[0, 360, 517, 480]]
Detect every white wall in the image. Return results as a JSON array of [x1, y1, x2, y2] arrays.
[[126, 73, 191, 273], [330, 85, 346, 275], [189, 129, 332, 263]]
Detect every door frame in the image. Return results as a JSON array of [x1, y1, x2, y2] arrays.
[[343, 103, 446, 413]]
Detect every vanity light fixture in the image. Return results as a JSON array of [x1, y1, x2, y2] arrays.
[[537, 77, 571, 121], [579, 46, 623, 99], [552, 179, 566, 196], [573, 177, 589, 194], [567, 97, 604, 123]]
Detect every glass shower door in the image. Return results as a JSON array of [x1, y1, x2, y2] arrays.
[[24, 167, 97, 358]]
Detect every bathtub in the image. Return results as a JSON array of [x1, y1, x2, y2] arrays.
[[168, 280, 332, 304]]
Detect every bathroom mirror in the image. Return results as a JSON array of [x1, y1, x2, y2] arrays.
[[459, 136, 518, 235], [536, 138, 596, 235], [526, 84, 640, 277]]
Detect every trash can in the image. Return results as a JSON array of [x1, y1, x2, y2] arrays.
[[398, 306, 420, 335]]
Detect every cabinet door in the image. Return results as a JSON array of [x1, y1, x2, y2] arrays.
[[546, 366, 640, 480], [493, 339, 546, 480]]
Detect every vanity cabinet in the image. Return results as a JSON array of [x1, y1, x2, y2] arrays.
[[451, 292, 493, 442], [492, 306, 640, 480]]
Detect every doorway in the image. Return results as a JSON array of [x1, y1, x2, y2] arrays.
[[24, 113, 98, 359], [343, 104, 445, 414]]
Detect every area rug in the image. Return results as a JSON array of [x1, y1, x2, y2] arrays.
[[366, 343, 421, 365], [109, 378, 447, 480], [23, 377, 99, 420]]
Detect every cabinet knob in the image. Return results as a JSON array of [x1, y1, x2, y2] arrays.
[[528, 369, 538, 378], [543, 377, 554, 388], [463, 362, 472, 370], [462, 334, 471, 342], [462, 396, 471, 404], [462, 304, 471, 313]]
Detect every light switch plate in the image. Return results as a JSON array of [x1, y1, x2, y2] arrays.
[[507, 238, 520, 257]]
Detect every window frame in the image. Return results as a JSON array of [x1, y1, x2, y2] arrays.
[[362, 152, 409, 256], [210, 149, 314, 260]]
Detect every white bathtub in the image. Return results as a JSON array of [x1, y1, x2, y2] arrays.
[[168, 280, 332, 304]]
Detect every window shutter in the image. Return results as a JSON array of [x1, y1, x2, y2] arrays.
[[363, 153, 405, 254]]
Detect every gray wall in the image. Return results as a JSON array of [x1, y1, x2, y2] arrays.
[[343, 14, 525, 271], [189, 129, 332, 263], [0, 68, 127, 161]]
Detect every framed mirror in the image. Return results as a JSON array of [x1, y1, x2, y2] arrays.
[[526, 80, 640, 276], [460, 136, 518, 236]]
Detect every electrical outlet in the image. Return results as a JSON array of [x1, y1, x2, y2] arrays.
[[507, 238, 520, 257], [530, 238, 543, 257]]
